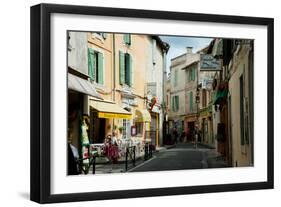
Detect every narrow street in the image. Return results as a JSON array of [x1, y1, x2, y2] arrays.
[[129, 143, 228, 172]]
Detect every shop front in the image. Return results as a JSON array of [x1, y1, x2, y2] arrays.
[[184, 115, 197, 142], [134, 108, 151, 142], [67, 73, 102, 175], [199, 105, 213, 146], [89, 98, 132, 143]]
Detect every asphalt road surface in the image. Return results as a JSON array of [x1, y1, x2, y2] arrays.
[[129, 143, 228, 172]]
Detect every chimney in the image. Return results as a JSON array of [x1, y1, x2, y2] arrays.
[[186, 47, 193, 54]]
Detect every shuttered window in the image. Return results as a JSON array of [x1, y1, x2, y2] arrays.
[[88, 48, 95, 81], [172, 96, 179, 112], [191, 67, 196, 81], [119, 51, 133, 87], [97, 52, 104, 84], [190, 91, 193, 112], [188, 67, 196, 81], [123, 34, 131, 45], [119, 51, 125, 85], [88, 48, 104, 84], [175, 96, 179, 111]]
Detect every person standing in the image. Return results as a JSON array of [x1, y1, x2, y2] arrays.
[[173, 127, 178, 144]]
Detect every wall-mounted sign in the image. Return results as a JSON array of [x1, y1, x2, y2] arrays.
[[200, 54, 222, 71]]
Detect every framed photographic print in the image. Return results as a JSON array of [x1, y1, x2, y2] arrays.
[[30, 3, 274, 203]]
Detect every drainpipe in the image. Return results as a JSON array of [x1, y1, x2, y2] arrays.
[[112, 34, 116, 131], [162, 50, 167, 146], [113, 34, 116, 102]]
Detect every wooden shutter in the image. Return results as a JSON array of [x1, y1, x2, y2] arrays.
[[192, 67, 195, 81], [88, 48, 95, 81], [129, 54, 133, 87], [190, 92, 193, 112], [171, 96, 175, 111], [97, 52, 104, 84], [175, 96, 179, 111], [123, 34, 131, 45], [125, 53, 130, 85], [119, 51, 125, 85]]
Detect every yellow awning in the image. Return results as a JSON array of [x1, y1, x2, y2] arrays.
[[90, 99, 132, 119], [134, 109, 151, 122]]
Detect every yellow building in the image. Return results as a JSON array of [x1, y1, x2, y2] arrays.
[[86, 32, 136, 144], [68, 32, 168, 161]]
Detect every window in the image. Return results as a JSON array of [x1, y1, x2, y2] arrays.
[[174, 70, 178, 87], [88, 48, 104, 84], [189, 67, 196, 81], [189, 91, 193, 112], [123, 34, 131, 45], [135, 122, 143, 136], [172, 96, 179, 112], [119, 51, 133, 86], [202, 89, 207, 107], [122, 119, 127, 139]]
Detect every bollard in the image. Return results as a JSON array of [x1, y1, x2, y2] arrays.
[[125, 148, 128, 171], [149, 144, 152, 158], [133, 146, 136, 166], [92, 156, 96, 174], [144, 143, 149, 160]]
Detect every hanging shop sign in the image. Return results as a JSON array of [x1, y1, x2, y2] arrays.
[[200, 54, 222, 71]]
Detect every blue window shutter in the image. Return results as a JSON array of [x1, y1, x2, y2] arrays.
[[98, 52, 104, 84], [119, 51, 125, 85]]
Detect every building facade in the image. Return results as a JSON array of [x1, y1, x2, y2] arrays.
[[225, 39, 254, 167], [67, 32, 169, 167]]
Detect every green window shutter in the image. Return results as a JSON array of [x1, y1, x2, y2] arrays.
[[192, 67, 195, 81], [123, 34, 131, 45], [176, 96, 179, 111], [125, 53, 130, 85], [123, 34, 127, 44], [170, 96, 173, 112], [174, 96, 176, 111], [97, 52, 104, 84], [190, 92, 193, 112], [88, 48, 95, 81], [129, 54, 133, 87], [172, 96, 174, 112], [119, 51, 125, 85]]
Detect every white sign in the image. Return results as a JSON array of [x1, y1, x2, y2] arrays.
[[200, 54, 222, 71]]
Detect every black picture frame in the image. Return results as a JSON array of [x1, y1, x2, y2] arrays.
[[30, 3, 274, 204]]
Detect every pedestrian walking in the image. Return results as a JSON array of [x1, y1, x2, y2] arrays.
[[173, 127, 178, 144]]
